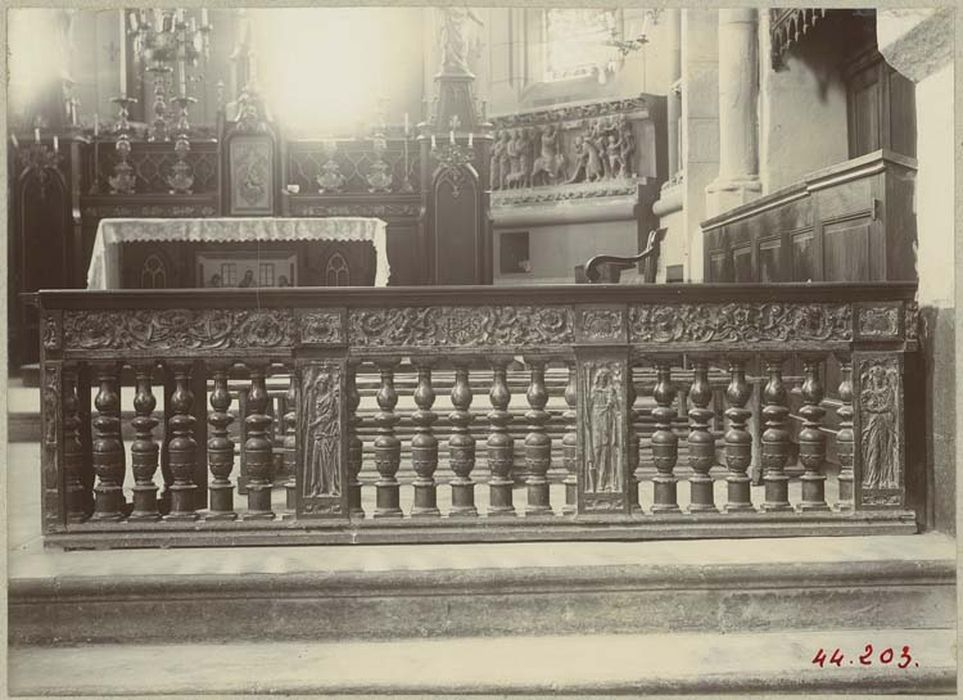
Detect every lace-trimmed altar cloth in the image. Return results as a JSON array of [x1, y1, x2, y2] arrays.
[[86, 217, 390, 289]]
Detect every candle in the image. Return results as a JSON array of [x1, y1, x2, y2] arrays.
[[449, 130, 455, 145], [34, 128, 40, 144], [119, 10, 127, 97], [431, 134, 437, 149], [404, 113, 410, 135], [201, 9, 209, 26], [468, 132, 473, 148], [177, 60, 187, 97], [10, 133, 19, 149], [53, 136, 59, 153], [94, 114, 99, 137]]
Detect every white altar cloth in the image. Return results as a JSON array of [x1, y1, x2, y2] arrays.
[[86, 217, 389, 289]]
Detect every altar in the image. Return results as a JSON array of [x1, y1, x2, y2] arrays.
[[86, 217, 389, 289]]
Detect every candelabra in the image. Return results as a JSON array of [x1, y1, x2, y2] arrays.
[[108, 96, 138, 194], [167, 95, 197, 194]]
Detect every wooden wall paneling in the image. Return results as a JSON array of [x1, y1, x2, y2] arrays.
[[884, 162, 919, 281]]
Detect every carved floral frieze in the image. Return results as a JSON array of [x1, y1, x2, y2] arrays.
[[579, 308, 625, 343], [299, 310, 345, 345], [291, 202, 420, 218], [856, 304, 901, 339], [348, 305, 575, 348], [629, 303, 853, 345]]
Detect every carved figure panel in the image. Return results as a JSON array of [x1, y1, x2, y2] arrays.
[[63, 309, 297, 353], [229, 136, 274, 215], [856, 356, 902, 502], [41, 362, 63, 532], [300, 364, 342, 499], [299, 310, 345, 345], [630, 303, 853, 345], [348, 305, 574, 348], [578, 307, 626, 343], [856, 303, 901, 340]]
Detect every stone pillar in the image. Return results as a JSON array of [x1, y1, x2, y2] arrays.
[[705, 9, 762, 216], [665, 9, 682, 180]]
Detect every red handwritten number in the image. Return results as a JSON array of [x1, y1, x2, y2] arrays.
[[879, 648, 894, 664], [859, 644, 874, 665], [897, 646, 913, 669], [812, 648, 826, 667], [829, 648, 844, 667]]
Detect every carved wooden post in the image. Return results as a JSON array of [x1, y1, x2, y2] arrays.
[[687, 357, 717, 512], [561, 362, 578, 514], [129, 362, 161, 521], [207, 362, 236, 520], [723, 355, 754, 512], [626, 366, 641, 513], [798, 355, 830, 511], [834, 353, 854, 510], [449, 362, 478, 517], [91, 362, 126, 520], [649, 356, 681, 513], [166, 362, 198, 520], [283, 369, 298, 513], [523, 357, 553, 515], [62, 365, 90, 522], [373, 360, 403, 518], [488, 357, 516, 517], [853, 353, 905, 509], [296, 361, 348, 518], [761, 356, 792, 511], [346, 361, 365, 517], [411, 361, 440, 517], [243, 362, 275, 519]]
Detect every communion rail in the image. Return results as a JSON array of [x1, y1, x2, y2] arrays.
[[35, 283, 920, 549]]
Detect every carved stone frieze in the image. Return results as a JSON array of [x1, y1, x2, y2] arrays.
[[856, 303, 901, 340], [491, 180, 637, 207], [42, 312, 62, 352], [348, 305, 575, 348], [491, 97, 650, 130], [299, 310, 345, 345], [63, 309, 298, 352], [629, 303, 853, 345], [858, 356, 902, 494]]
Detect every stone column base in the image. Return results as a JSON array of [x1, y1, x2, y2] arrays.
[[705, 177, 762, 217]]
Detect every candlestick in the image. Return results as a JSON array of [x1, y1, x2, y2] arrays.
[[34, 128, 40, 144], [119, 9, 127, 97]]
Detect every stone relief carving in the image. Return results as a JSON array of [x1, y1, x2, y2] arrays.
[[301, 364, 342, 498], [63, 309, 297, 351], [857, 305, 900, 338], [630, 303, 853, 344], [492, 180, 637, 207], [348, 306, 575, 348], [299, 311, 345, 345], [582, 362, 624, 494], [859, 358, 901, 491]]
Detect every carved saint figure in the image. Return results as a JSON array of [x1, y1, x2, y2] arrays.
[[304, 370, 341, 497], [586, 368, 622, 493], [606, 134, 624, 179], [593, 124, 611, 180], [530, 124, 564, 186], [584, 130, 604, 182], [490, 130, 508, 190], [567, 135, 589, 184], [618, 118, 636, 178], [860, 362, 899, 490], [439, 7, 484, 75], [505, 129, 531, 189]]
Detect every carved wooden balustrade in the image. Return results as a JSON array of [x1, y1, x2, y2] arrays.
[[36, 283, 919, 548]]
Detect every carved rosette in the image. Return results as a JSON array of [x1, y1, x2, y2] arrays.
[[576, 354, 631, 514], [578, 307, 626, 343], [299, 310, 345, 345], [855, 303, 902, 341], [854, 354, 904, 509], [297, 362, 347, 518], [348, 305, 574, 349], [630, 303, 852, 345], [63, 309, 298, 353]]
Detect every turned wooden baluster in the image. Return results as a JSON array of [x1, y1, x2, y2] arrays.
[[561, 362, 578, 515], [761, 356, 793, 511], [283, 369, 298, 513], [523, 357, 553, 515], [91, 362, 126, 520], [650, 357, 680, 513], [346, 361, 365, 517], [165, 362, 198, 520], [373, 360, 403, 518], [207, 362, 236, 520], [627, 366, 641, 512], [687, 358, 717, 512], [411, 361, 440, 517], [799, 355, 830, 511], [834, 353, 854, 510], [449, 363, 478, 517], [243, 362, 275, 519], [62, 365, 90, 522], [488, 357, 516, 517], [129, 362, 161, 521], [723, 355, 754, 512]]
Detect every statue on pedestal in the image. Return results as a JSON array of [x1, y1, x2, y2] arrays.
[[439, 7, 484, 75]]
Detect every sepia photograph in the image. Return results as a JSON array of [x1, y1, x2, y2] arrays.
[[3, 3, 958, 696]]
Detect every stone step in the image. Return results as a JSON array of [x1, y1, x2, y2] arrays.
[[8, 629, 956, 695], [9, 534, 954, 647]]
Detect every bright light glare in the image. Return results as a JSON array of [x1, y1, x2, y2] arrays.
[[253, 9, 386, 136], [7, 10, 68, 119]]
